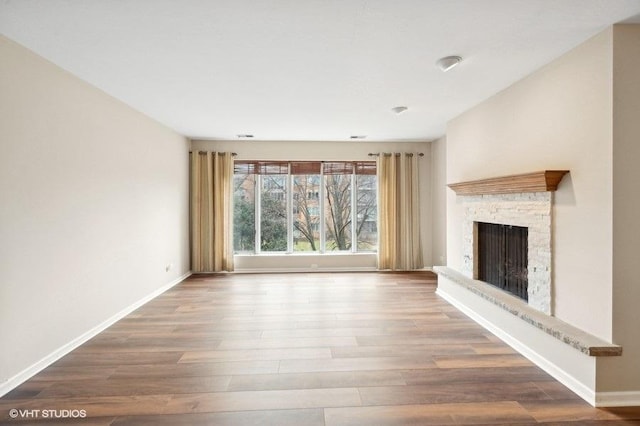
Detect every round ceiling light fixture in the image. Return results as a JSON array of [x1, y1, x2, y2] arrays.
[[436, 55, 462, 72]]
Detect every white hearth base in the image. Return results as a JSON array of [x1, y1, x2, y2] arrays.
[[435, 267, 626, 407]]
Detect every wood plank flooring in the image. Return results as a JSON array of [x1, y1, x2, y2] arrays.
[[2, 271, 640, 425]]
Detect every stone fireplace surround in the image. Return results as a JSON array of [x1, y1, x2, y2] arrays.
[[437, 172, 621, 353], [462, 191, 551, 313], [449, 171, 567, 314]]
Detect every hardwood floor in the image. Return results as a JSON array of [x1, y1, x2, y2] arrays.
[[2, 272, 640, 425]]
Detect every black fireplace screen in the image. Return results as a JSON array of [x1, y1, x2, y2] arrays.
[[477, 222, 528, 301]]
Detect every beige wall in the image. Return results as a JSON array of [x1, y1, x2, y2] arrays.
[[191, 139, 433, 269], [446, 29, 614, 340], [0, 36, 190, 389], [445, 25, 640, 397], [599, 24, 640, 392], [431, 136, 447, 266]]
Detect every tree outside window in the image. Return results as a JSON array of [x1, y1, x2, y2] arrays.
[[293, 174, 321, 252], [233, 161, 377, 254], [325, 174, 352, 251], [233, 174, 255, 253], [260, 175, 287, 252]]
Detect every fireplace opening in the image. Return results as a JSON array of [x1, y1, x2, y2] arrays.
[[477, 222, 528, 301]]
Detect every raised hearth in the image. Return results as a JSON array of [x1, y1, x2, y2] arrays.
[[434, 266, 622, 357]]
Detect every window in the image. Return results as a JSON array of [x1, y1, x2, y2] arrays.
[[260, 175, 287, 251], [233, 161, 377, 254], [356, 173, 377, 250], [290, 161, 320, 252], [324, 167, 352, 251], [233, 173, 255, 253]]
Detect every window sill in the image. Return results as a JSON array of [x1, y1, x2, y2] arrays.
[[233, 252, 377, 272], [234, 252, 376, 257]]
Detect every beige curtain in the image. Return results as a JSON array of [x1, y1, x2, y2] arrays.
[[190, 151, 234, 272], [377, 153, 424, 270]]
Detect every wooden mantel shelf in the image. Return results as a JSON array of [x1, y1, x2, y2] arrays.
[[448, 170, 569, 196]]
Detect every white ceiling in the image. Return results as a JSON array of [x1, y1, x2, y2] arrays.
[[2, 0, 640, 142]]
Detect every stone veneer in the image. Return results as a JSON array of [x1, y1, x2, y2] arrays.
[[461, 192, 552, 314]]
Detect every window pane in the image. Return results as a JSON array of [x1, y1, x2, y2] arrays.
[[233, 174, 256, 253], [356, 174, 377, 251], [325, 174, 352, 251], [260, 175, 288, 252], [293, 175, 320, 252]]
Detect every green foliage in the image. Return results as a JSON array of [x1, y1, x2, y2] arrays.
[[260, 194, 287, 251], [233, 195, 255, 252]]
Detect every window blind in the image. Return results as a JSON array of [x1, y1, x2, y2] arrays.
[[234, 160, 376, 175], [234, 161, 289, 175], [323, 162, 354, 175], [355, 161, 377, 175], [290, 162, 321, 175]]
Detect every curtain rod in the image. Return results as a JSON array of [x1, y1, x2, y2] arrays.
[[190, 151, 237, 156], [368, 152, 424, 157]]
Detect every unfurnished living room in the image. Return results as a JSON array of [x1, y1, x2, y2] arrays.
[[2, 1, 640, 425]]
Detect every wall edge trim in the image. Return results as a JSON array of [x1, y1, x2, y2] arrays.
[[594, 391, 640, 407]]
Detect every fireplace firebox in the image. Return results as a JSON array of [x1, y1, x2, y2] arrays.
[[477, 222, 528, 301]]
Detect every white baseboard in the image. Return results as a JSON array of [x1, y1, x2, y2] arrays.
[[436, 286, 597, 406], [232, 266, 378, 274], [0, 271, 192, 398], [229, 267, 433, 274], [595, 391, 640, 407]]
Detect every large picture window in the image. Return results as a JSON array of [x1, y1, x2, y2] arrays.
[[233, 161, 377, 254]]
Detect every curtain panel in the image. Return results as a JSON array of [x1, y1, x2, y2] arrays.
[[377, 153, 424, 270], [190, 151, 234, 272]]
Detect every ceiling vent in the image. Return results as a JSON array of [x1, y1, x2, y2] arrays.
[[391, 106, 408, 114], [436, 55, 462, 72]]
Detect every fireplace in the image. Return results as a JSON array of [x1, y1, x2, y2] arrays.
[[460, 191, 553, 313], [476, 222, 528, 301], [448, 170, 569, 314]]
